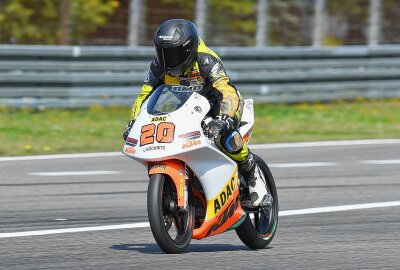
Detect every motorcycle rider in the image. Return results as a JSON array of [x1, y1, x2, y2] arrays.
[[123, 19, 271, 207]]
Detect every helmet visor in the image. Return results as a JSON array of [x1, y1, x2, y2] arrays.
[[156, 40, 193, 69]]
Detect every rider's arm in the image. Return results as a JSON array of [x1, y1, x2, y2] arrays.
[[130, 59, 164, 119], [198, 53, 242, 123]]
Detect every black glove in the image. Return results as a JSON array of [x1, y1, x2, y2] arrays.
[[204, 114, 235, 140], [123, 119, 135, 141]]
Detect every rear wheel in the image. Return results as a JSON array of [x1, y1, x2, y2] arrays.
[[147, 174, 194, 254], [235, 154, 279, 249]]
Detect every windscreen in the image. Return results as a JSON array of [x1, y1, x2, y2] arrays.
[[147, 85, 194, 115]]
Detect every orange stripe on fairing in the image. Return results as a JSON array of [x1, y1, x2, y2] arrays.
[[148, 160, 185, 207], [192, 189, 246, 239], [192, 169, 246, 239]]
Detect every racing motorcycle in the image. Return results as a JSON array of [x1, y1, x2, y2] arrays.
[[123, 84, 278, 254]]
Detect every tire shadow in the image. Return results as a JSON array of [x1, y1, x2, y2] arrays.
[[110, 243, 269, 254]]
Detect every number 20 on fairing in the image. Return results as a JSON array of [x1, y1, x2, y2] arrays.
[[140, 122, 175, 146]]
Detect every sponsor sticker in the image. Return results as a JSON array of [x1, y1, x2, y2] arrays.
[[189, 71, 201, 80], [246, 99, 254, 114], [151, 116, 168, 122], [179, 175, 184, 196], [206, 196, 240, 237], [181, 139, 201, 150], [178, 131, 201, 140], [212, 177, 236, 214], [124, 146, 136, 155], [142, 145, 166, 152], [159, 35, 173, 40], [203, 169, 240, 237], [205, 169, 239, 220], [171, 85, 202, 92], [126, 137, 138, 147], [152, 164, 167, 170]]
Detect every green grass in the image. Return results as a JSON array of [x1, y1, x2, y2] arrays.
[[1, 99, 399, 156], [252, 98, 400, 143], [0, 105, 131, 156]]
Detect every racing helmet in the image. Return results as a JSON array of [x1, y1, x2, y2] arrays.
[[154, 19, 199, 77]]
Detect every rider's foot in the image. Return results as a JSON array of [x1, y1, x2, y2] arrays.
[[237, 152, 272, 207], [248, 165, 272, 207]]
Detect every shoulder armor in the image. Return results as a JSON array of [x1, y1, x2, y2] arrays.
[[198, 53, 216, 68], [197, 53, 227, 82], [144, 59, 164, 86], [149, 59, 165, 80]]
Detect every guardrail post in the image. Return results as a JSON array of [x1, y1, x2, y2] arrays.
[[312, 0, 325, 47], [128, 0, 146, 46], [195, 0, 207, 39], [256, 0, 268, 47], [368, 0, 382, 46], [59, 0, 71, 45]]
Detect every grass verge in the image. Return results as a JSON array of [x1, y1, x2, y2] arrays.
[[1, 99, 399, 156]]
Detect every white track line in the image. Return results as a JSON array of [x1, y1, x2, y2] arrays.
[[0, 223, 150, 238], [279, 201, 400, 216], [0, 152, 122, 162], [1, 201, 399, 239], [251, 139, 400, 149], [29, 171, 120, 176], [361, 160, 400, 165], [269, 162, 335, 168], [1, 139, 399, 162]]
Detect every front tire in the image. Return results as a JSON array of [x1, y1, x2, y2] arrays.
[[235, 154, 279, 249], [147, 174, 194, 254]]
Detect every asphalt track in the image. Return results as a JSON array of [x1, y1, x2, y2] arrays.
[[1, 139, 399, 270]]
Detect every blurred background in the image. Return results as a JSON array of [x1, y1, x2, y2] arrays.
[[0, 0, 399, 156], [1, 0, 400, 46]]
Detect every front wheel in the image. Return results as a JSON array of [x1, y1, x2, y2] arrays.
[[147, 174, 194, 254], [235, 154, 279, 249]]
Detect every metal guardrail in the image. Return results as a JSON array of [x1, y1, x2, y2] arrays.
[[1, 45, 400, 108]]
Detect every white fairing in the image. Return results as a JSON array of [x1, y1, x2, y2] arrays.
[[238, 99, 254, 137], [123, 88, 254, 202]]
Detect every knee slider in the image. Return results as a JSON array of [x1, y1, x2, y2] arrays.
[[222, 130, 244, 155]]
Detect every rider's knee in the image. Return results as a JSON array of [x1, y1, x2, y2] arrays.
[[220, 131, 249, 162]]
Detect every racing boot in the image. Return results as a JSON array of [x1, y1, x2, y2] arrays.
[[237, 152, 272, 207]]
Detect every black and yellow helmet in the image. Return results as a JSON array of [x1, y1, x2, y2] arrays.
[[154, 19, 199, 76]]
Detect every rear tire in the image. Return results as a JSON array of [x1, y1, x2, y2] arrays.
[[235, 154, 279, 249], [147, 174, 194, 254]]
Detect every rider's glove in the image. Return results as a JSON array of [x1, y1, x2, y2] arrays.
[[123, 119, 135, 141], [204, 114, 235, 140]]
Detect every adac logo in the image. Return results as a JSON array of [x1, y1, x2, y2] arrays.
[[151, 116, 167, 122], [124, 146, 136, 154], [205, 170, 239, 220], [213, 177, 236, 214], [182, 139, 201, 149]]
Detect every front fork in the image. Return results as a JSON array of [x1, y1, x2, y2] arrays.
[[184, 164, 190, 210]]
